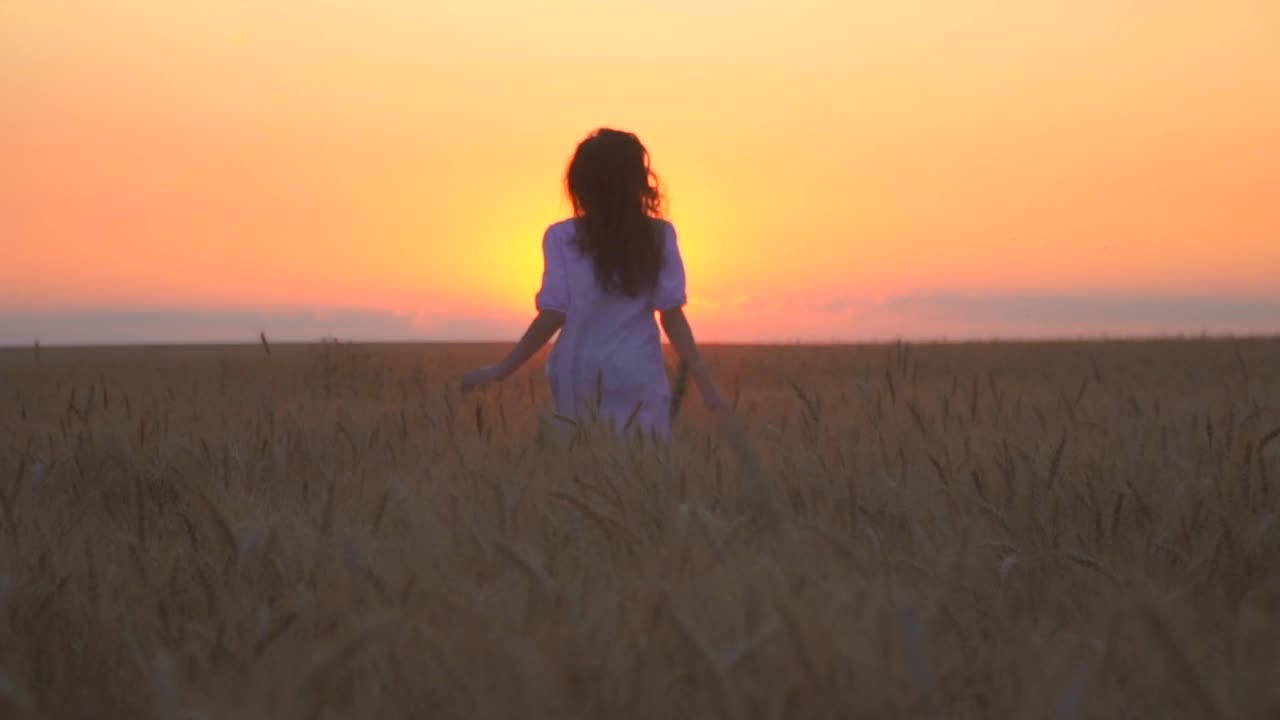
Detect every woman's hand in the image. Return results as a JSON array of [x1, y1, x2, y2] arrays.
[[461, 364, 504, 392], [701, 381, 729, 414], [659, 307, 728, 415], [685, 360, 728, 414], [461, 311, 563, 394]]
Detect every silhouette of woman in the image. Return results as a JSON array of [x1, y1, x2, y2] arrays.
[[461, 128, 725, 436]]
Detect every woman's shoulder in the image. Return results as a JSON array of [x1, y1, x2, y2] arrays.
[[652, 217, 676, 243], [544, 217, 675, 243], [545, 218, 577, 241]]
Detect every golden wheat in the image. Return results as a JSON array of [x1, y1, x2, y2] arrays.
[[0, 338, 1278, 718]]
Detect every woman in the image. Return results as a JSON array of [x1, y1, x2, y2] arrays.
[[461, 128, 725, 436]]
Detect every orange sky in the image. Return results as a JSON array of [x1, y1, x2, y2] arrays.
[[4, 1, 1279, 342]]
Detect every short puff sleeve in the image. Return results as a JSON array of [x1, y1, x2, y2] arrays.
[[534, 225, 569, 312], [652, 222, 687, 311]]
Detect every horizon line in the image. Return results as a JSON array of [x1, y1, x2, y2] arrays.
[[5, 331, 1279, 351]]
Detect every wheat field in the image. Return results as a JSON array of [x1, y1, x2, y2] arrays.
[[1, 338, 1278, 719]]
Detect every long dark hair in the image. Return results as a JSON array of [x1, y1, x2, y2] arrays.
[[565, 128, 665, 297]]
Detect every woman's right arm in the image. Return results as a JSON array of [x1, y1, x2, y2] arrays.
[[660, 306, 726, 412]]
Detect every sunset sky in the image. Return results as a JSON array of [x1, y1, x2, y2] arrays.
[[4, 1, 1279, 344]]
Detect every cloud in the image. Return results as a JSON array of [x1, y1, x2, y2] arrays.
[[1, 293, 1277, 346], [0, 308, 523, 345], [805, 292, 1280, 339], [816, 296, 876, 314], [880, 293, 1280, 332]]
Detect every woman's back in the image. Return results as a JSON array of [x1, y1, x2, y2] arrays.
[[537, 217, 687, 434]]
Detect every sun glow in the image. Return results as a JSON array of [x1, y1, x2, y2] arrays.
[[5, 0, 1279, 341]]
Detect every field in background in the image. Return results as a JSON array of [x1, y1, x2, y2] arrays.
[[2, 338, 1279, 718]]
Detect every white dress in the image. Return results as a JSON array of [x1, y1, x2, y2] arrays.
[[534, 218, 687, 436]]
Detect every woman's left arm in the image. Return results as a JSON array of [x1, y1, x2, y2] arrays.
[[461, 309, 565, 391]]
